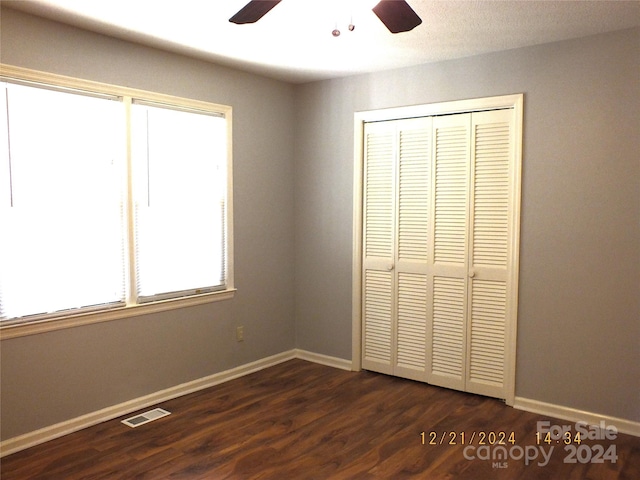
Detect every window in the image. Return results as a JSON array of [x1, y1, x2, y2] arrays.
[[1, 83, 126, 320], [131, 102, 228, 302], [0, 67, 233, 331]]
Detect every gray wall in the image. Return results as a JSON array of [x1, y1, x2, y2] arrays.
[[0, 9, 296, 440], [294, 28, 640, 423], [1, 6, 639, 442]]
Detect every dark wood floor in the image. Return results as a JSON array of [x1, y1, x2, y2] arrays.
[[2, 359, 639, 479]]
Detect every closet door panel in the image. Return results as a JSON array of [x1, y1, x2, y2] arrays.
[[395, 272, 428, 380], [394, 118, 431, 380], [466, 109, 512, 398], [468, 279, 506, 393], [363, 124, 395, 261], [429, 275, 466, 390], [363, 269, 394, 373], [432, 115, 470, 266], [427, 114, 470, 391], [471, 111, 510, 270], [397, 119, 431, 265], [362, 122, 395, 374]]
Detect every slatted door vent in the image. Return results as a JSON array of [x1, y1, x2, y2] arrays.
[[122, 408, 171, 428]]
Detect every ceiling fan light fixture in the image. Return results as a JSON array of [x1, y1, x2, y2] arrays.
[[229, 0, 282, 24], [372, 0, 422, 33], [228, 0, 422, 35]]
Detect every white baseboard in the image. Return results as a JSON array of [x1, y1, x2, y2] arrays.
[[4, 354, 638, 458], [514, 397, 640, 438], [0, 350, 353, 457], [0, 350, 297, 458], [294, 349, 352, 371]]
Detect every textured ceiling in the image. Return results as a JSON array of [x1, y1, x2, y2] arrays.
[[4, 0, 640, 83]]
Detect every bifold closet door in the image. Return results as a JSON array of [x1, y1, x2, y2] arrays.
[[465, 108, 513, 399], [361, 120, 395, 376], [361, 107, 516, 400], [425, 109, 514, 400], [425, 113, 471, 392], [361, 117, 432, 381]]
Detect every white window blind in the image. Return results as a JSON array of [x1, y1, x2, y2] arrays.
[[0, 82, 126, 319], [0, 72, 232, 326], [131, 102, 227, 302]]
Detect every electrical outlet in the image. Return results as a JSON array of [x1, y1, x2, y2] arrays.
[[236, 326, 244, 342]]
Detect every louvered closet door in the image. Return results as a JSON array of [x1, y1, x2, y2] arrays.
[[426, 114, 471, 392], [362, 120, 396, 375], [465, 109, 513, 398], [361, 118, 431, 380], [361, 106, 517, 401], [425, 109, 514, 399], [394, 117, 431, 381]]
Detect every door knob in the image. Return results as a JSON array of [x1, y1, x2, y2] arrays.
[[468, 269, 476, 278]]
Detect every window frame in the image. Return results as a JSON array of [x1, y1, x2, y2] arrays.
[[0, 64, 235, 339]]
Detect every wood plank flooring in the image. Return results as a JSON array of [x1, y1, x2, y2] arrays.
[[2, 359, 639, 479]]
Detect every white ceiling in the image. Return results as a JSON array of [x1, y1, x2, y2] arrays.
[[5, 0, 640, 83]]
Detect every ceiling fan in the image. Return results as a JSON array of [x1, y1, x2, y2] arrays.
[[229, 0, 422, 34]]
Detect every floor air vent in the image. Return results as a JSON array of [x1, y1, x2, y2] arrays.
[[122, 408, 171, 428]]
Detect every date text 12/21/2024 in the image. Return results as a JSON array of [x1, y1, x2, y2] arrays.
[[420, 421, 618, 468]]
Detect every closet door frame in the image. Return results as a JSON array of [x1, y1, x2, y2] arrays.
[[352, 94, 523, 406]]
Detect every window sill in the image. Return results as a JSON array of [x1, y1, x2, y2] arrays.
[[0, 289, 236, 340]]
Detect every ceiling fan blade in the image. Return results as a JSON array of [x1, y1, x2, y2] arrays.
[[372, 0, 422, 33], [229, 0, 282, 24]]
